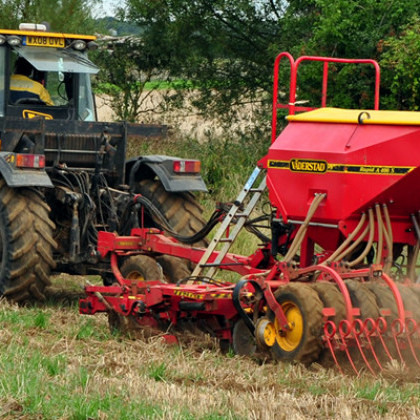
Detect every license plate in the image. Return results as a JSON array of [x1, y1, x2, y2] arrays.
[[23, 35, 65, 48]]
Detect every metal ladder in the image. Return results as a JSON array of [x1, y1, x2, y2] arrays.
[[190, 166, 266, 281]]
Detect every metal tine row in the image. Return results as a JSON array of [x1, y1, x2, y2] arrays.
[[324, 315, 420, 376]]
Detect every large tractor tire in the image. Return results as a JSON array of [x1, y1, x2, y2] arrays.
[[135, 179, 207, 282], [0, 181, 56, 302], [270, 283, 324, 364]]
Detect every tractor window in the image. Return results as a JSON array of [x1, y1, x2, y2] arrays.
[[45, 71, 69, 106], [0, 47, 5, 116], [78, 73, 96, 121]]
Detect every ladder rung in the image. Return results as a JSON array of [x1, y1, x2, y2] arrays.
[[219, 238, 233, 243], [200, 262, 244, 268], [235, 212, 250, 218], [249, 187, 265, 193]]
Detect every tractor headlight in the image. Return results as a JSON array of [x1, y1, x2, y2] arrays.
[[69, 39, 86, 50], [7, 36, 22, 46]]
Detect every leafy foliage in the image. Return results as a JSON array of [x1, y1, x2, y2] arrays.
[[380, 16, 420, 110], [0, 0, 99, 34], [114, 0, 420, 118]]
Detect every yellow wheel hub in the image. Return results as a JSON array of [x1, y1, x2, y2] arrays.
[[275, 300, 304, 352], [125, 270, 145, 281], [255, 317, 276, 348]]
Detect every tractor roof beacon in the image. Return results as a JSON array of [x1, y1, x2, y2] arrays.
[[0, 23, 207, 302]]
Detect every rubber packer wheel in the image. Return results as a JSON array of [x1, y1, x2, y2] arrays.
[[120, 255, 163, 281], [109, 255, 163, 336], [271, 283, 324, 364], [344, 280, 379, 320], [365, 282, 398, 320], [312, 282, 346, 325], [397, 284, 420, 321], [136, 179, 208, 282], [0, 182, 56, 302], [232, 318, 256, 356]]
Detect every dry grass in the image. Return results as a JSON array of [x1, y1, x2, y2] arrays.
[[0, 277, 419, 419]]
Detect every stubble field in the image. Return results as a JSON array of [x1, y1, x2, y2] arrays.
[[0, 276, 420, 419]]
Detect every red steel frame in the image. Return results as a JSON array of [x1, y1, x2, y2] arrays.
[[271, 52, 381, 143], [80, 226, 416, 376], [80, 52, 420, 375]]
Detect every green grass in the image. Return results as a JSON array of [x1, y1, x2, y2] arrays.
[[0, 296, 420, 419]]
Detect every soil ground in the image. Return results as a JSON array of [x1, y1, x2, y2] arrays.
[[1, 275, 419, 419]]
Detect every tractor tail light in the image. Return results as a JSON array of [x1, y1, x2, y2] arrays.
[[16, 154, 45, 169], [173, 160, 201, 174]]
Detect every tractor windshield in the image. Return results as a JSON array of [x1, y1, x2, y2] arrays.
[[9, 46, 99, 121], [16, 46, 98, 74]]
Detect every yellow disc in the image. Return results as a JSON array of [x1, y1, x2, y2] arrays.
[[263, 321, 276, 347], [125, 270, 145, 281], [255, 318, 276, 347], [274, 301, 304, 352]]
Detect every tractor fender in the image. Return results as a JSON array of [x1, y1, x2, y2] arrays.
[[126, 155, 207, 193], [0, 153, 53, 188]]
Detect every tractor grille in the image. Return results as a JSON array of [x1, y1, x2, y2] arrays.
[[44, 133, 102, 168]]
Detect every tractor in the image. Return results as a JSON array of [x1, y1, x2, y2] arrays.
[[80, 52, 420, 375], [0, 23, 207, 301]]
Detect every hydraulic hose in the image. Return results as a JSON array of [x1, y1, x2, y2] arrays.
[[324, 212, 366, 264], [134, 194, 222, 244], [132, 194, 269, 245], [381, 204, 393, 272], [283, 193, 326, 263], [348, 207, 375, 267], [375, 204, 384, 264]]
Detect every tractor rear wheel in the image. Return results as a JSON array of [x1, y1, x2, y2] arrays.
[[0, 182, 56, 302], [135, 179, 207, 282], [270, 283, 324, 364]]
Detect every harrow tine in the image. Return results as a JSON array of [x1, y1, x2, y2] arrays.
[[323, 321, 344, 374], [391, 318, 406, 365], [362, 318, 383, 371], [376, 317, 394, 362], [351, 318, 377, 376], [405, 318, 420, 368], [338, 320, 360, 376]]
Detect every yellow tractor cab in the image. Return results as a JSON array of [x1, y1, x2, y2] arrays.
[[0, 23, 99, 120]]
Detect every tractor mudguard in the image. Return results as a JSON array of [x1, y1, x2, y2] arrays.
[[127, 155, 208, 193], [0, 153, 53, 187]]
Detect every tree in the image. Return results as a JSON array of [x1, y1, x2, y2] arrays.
[[379, 16, 420, 110], [0, 0, 99, 34], [118, 0, 420, 121], [93, 36, 169, 122]]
